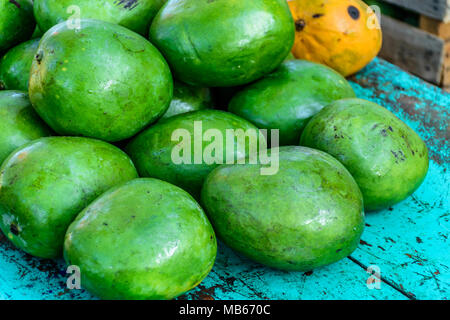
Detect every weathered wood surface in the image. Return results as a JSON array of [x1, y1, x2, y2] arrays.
[[382, 0, 450, 22], [348, 58, 449, 300], [420, 16, 450, 40], [419, 16, 450, 91], [0, 58, 448, 300], [378, 15, 445, 85]]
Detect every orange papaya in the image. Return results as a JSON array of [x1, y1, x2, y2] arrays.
[[288, 0, 382, 76]]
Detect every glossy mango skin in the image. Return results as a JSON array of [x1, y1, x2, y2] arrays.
[[201, 146, 364, 271], [64, 178, 217, 300], [0, 38, 40, 91], [34, 0, 166, 36], [150, 0, 295, 87], [126, 110, 260, 199], [29, 19, 173, 142], [229, 60, 356, 145], [0, 91, 51, 164], [288, 0, 382, 77], [300, 98, 429, 211], [160, 81, 212, 120], [0, 0, 35, 53], [0, 137, 138, 258]]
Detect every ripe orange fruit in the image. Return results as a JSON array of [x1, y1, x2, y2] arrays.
[[287, 0, 382, 76]]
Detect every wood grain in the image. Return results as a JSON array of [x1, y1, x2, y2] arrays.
[[378, 15, 445, 85], [420, 16, 450, 90], [420, 16, 450, 40]]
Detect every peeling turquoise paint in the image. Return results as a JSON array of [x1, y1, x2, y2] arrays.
[[348, 58, 449, 300], [0, 58, 448, 300]]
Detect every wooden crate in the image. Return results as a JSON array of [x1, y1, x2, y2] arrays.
[[375, 0, 450, 91], [420, 16, 450, 91]]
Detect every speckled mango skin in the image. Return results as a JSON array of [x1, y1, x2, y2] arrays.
[[0, 91, 51, 164], [288, 0, 382, 77], [201, 146, 364, 271], [64, 178, 217, 300], [0, 137, 138, 258], [126, 110, 260, 199], [0, 0, 35, 53], [0, 38, 40, 91], [150, 0, 295, 87], [160, 81, 212, 120], [229, 60, 356, 146], [34, 0, 166, 36], [300, 98, 429, 211], [29, 19, 173, 142]]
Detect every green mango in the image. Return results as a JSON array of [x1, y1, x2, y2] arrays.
[[0, 0, 35, 53], [32, 25, 44, 39], [29, 19, 173, 142], [0, 137, 138, 258], [300, 98, 429, 211], [284, 52, 295, 62], [150, 0, 295, 87], [201, 146, 364, 271], [0, 38, 40, 91], [126, 110, 261, 199], [64, 178, 217, 300], [34, 0, 166, 36], [229, 60, 356, 146], [0, 90, 51, 164], [160, 81, 212, 120]]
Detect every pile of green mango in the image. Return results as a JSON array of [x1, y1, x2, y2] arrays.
[[0, 0, 429, 300]]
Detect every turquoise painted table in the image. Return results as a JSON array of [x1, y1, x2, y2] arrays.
[[0, 58, 448, 300]]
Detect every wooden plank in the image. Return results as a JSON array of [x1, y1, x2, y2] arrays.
[[420, 16, 450, 40], [0, 234, 93, 300], [382, 0, 450, 22], [378, 15, 445, 85], [350, 58, 450, 300], [0, 227, 408, 300], [180, 243, 409, 300], [419, 16, 450, 91], [443, 42, 450, 91]]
